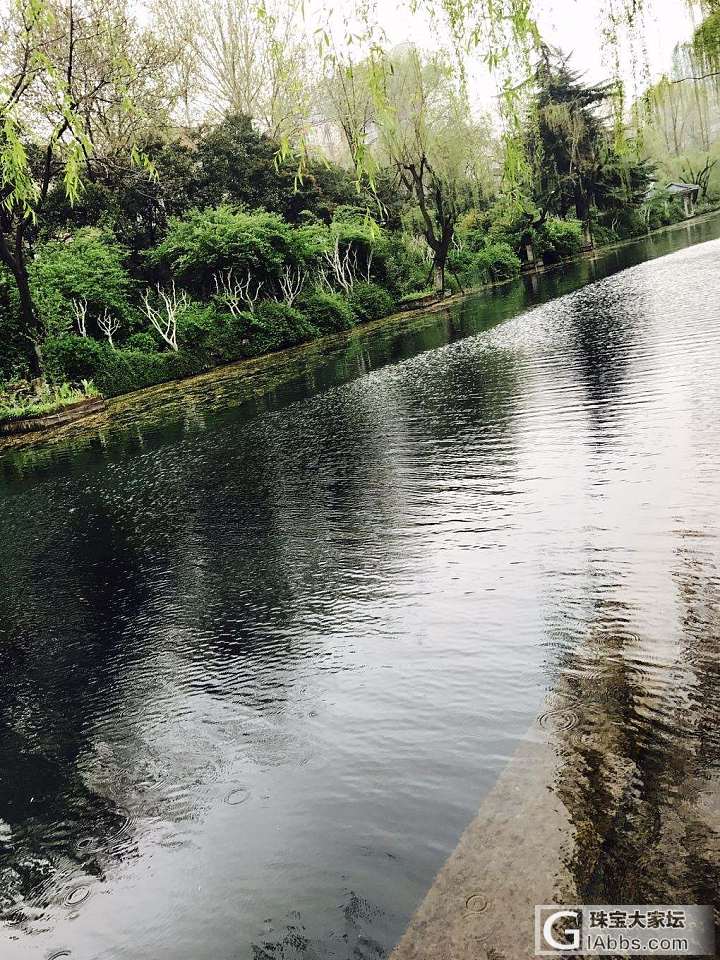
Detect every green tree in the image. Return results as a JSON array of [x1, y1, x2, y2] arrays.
[[0, 0, 172, 379], [373, 47, 495, 292], [524, 45, 616, 245], [30, 229, 133, 338]]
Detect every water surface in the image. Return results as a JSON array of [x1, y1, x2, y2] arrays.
[[1, 218, 720, 958]]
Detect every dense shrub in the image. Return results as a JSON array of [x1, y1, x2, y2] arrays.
[[252, 301, 319, 350], [44, 298, 326, 398], [461, 225, 491, 254], [44, 335, 189, 397], [204, 311, 255, 361], [447, 247, 477, 275], [44, 335, 110, 383], [31, 228, 134, 337], [149, 206, 319, 294], [588, 222, 619, 247], [473, 243, 521, 282], [0, 267, 25, 380], [382, 233, 429, 295], [175, 302, 221, 359], [347, 282, 394, 322], [640, 189, 688, 232], [399, 288, 436, 304], [331, 217, 383, 265], [125, 331, 158, 352], [298, 290, 355, 332], [537, 218, 583, 262]]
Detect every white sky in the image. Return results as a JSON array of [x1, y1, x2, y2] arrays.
[[304, 0, 699, 104]]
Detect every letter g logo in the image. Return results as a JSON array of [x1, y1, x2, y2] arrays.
[[543, 910, 581, 951]]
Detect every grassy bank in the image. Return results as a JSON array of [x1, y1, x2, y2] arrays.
[[0, 380, 100, 424]]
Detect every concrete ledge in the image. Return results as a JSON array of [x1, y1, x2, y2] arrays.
[[391, 728, 574, 960]]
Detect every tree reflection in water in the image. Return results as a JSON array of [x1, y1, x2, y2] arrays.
[[546, 537, 720, 923]]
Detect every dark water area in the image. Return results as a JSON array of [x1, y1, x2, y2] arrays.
[[1, 217, 719, 958]]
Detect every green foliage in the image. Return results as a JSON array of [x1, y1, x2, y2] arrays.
[[44, 335, 187, 397], [331, 217, 387, 276], [30, 229, 134, 337], [149, 206, 317, 293], [473, 243, 522, 282], [693, 9, 720, 70], [173, 115, 360, 225], [42, 116, 365, 255], [125, 331, 159, 352], [347, 282, 394, 322], [44, 336, 115, 385], [640, 188, 686, 231], [44, 298, 319, 398], [0, 267, 25, 380], [523, 46, 616, 224], [447, 246, 477, 275], [298, 290, 355, 332], [537, 218, 583, 261], [253, 301, 320, 350], [332, 204, 372, 223], [381, 233, 429, 295], [399, 288, 437, 304], [0, 380, 99, 423], [175, 303, 223, 356]]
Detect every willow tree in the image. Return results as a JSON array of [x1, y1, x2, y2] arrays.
[[692, 1, 720, 80], [322, 54, 379, 170], [632, 4, 720, 198], [326, 46, 488, 290], [356, 47, 493, 292], [0, 0, 169, 379]]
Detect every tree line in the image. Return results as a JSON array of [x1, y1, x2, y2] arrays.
[[0, 0, 717, 411]]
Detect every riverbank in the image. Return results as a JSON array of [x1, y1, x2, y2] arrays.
[[2, 210, 719, 452]]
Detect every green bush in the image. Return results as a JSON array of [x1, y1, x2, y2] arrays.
[[373, 232, 426, 295], [588, 222, 619, 247], [447, 247, 477, 275], [44, 335, 188, 397], [473, 243, 521, 282], [31, 228, 133, 337], [347, 282, 394, 322], [639, 189, 686, 232], [537, 218, 583, 262], [0, 266, 25, 380], [149, 205, 319, 294], [175, 302, 220, 358], [399, 288, 436, 304], [125, 331, 158, 352], [252, 300, 319, 351], [298, 290, 355, 333], [44, 335, 109, 383], [205, 311, 256, 361]]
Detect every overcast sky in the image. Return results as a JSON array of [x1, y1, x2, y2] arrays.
[[305, 0, 698, 103]]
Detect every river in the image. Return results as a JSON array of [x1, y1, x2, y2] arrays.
[[1, 217, 719, 959]]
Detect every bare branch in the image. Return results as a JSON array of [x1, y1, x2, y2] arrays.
[[275, 264, 306, 306], [97, 306, 120, 348], [213, 268, 263, 313], [71, 297, 88, 336], [142, 281, 187, 350], [322, 237, 357, 293]]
